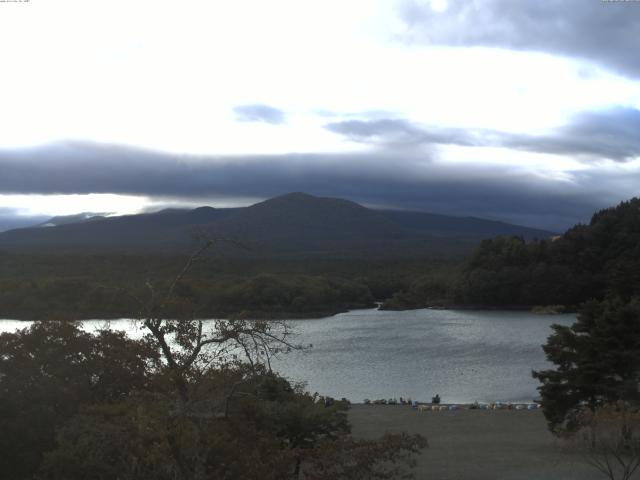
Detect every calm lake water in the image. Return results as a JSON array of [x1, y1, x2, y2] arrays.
[[0, 308, 575, 404]]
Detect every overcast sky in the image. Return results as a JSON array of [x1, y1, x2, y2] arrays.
[[1, 0, 639, 232]]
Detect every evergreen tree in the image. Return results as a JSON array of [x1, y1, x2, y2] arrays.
[[533, 297, 640, 434]]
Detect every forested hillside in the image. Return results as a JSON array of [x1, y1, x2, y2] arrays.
[[456, 198, 640, 307], [0, 254, 456, 320], [383, 198, 640, 310]]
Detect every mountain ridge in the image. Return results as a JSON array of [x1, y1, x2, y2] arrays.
[[0, 193, 555, 255]]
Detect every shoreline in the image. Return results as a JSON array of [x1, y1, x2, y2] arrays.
[[0, 306, 368, 322], [0, 303, 577, 322], [381, 303, 575, 314], [355, 401, 540, 408]]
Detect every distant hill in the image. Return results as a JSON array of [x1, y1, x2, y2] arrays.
[[0, 192, 555, 255], [453, 197, 640, 307], [35, 212, 108, 228], [0, 215, 49, 233]]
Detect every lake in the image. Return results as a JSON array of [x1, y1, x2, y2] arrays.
[[0, 308, 575, 404]]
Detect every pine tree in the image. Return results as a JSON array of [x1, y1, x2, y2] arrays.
[[533, 297, 640, 434]]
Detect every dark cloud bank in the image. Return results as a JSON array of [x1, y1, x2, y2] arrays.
[[0, 140, 636, 232], [398, 0, 640, 78], [326, 107, 640, 162]]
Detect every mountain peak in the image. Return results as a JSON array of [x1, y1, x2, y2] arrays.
[[261, 192, 323, 204], [254, 192, 365, 210], [191, 206, 216, 213], [274, 192, 315, 200]]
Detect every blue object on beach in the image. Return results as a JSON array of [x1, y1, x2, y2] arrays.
[[449, 405, 458, 411], [527, 404, 538, 410], [412, 400, 418, 408]]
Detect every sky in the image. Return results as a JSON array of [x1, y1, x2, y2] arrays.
[[1, 0, 640, 232]]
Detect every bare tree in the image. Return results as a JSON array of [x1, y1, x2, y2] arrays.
[[576, 402, 640, 480], [128, 240, 301, 479]]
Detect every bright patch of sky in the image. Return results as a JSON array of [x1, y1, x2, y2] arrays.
[[0, 193, 266, 219], [1, 0, 637, 154], [0, 0, 639, 223], [0, 194, 151, 218]]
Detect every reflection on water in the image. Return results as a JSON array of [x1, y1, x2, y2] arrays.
[[0, 308, 575, 404], [270, 308, 575, 404]]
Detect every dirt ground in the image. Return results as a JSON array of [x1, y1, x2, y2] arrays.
[[348, 404, 609, 480]]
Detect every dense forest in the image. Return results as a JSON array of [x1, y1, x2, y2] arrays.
[[0, 254, 458, 320], [385, 198, 640, 311]]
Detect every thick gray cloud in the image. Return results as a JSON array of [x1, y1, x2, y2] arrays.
[[398, 0, 640, 78], [233, 104, 286, 124], [0, 141, 635, 231], [506, 107, 640, 161], [326, 107, 640, 162], [325, 118, 483, 148]]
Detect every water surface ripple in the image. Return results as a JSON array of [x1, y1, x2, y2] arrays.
[[1, 308, 575, 404], [271, 308, 575, 404]]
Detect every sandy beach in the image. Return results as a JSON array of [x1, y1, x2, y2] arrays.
[[349, 404, 606, 480]]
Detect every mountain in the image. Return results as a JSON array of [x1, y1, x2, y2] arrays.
[[0, 207, 234, 253], [204, 193, 407, 253], [0, 215, 49, 233], [36, 212, 107, 228], [0, 192, 555, 255]]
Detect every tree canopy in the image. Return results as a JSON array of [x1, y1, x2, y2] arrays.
[[0, 322, 159, 479], [454, 198, 640, 308]]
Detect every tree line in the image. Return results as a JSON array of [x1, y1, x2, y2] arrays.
[[0, 254, 458, 320], [385, 198, 640, 310]]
